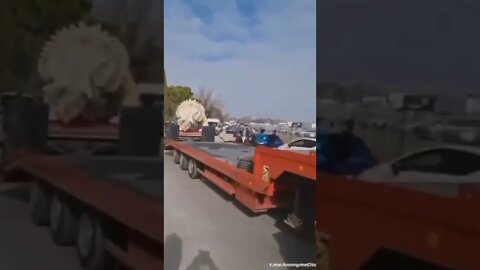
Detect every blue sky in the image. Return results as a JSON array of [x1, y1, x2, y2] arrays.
[[319, 0, 480, 95], [165, 0, 316, 121]]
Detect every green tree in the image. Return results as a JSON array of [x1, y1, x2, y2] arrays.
[[165, 85, 194, 120], [0, 0, 92, 93]]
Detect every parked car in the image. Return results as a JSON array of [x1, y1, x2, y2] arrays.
[[358, 145, 480, 195], [415, 117, 480, 145], [225, 125, 243, 136], [294, 129, 316, 138], [277, 138, 316, 152]]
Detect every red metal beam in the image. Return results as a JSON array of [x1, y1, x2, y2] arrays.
[[198, 169, 235, 195], [317, 172, 480, 269]]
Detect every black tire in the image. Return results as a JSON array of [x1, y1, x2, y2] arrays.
[[119, 106, 162, 156], [201, 126, 216, 142], [179, 154, 188, 170], [187, 158, 199, 179], [49, 195, 78, 245], [166, 124, 180, 140], [30, 182, 50, 225], [173, 150, 180, 164], [76, 213, 110, 270]]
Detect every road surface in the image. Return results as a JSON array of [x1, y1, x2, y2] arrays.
[[0, 183, 80, 270], [164, 149, 315, 270]]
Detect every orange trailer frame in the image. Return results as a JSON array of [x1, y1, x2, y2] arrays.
[[5, 150, 163, 270], [316, 172, 480, 269], [166, 139, 316, 213], [2, 120, 163, 270]]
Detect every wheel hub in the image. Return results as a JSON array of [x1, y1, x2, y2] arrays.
[[188, 160, 193, 174]]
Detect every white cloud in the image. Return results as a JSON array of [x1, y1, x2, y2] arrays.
[[165, 0, 316, 121]]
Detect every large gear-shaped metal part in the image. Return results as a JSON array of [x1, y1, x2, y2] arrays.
[[176, 99, 208, 131], [38, 21, 139, 123]]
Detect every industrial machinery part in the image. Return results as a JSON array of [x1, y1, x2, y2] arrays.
[[175, 99, 208, 132], [38, 21, 140, 123]]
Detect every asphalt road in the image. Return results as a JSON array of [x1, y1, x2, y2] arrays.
[[164, 149, 315, 270], [0, 183, 81, 270]]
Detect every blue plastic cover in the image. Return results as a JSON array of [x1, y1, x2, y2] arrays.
[[317, 130, 377, 175], [255, 133, 284, 148]]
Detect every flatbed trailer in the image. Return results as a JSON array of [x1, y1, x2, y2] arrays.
[[316, 172, 480, 270], [2, 99, 163, 270], [165, 138, 316, 226]]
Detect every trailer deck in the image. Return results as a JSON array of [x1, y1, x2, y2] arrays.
[[181, 141, 255, 165], [65, 155, 163, 199], [166, 138, 316, 216]]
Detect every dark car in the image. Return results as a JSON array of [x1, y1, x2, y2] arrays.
[[226, 125, 243, 135], [225, 125, 233, 134]]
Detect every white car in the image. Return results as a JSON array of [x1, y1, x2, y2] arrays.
[[277, 138, 316, 152], [358, 145, 480, 196]]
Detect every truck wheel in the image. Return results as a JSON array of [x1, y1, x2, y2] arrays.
[[50, 195, 78, 245], [30, 182, 50, 225], [179, 154, 189, 170], [173, 150, 180, 164], [317, 237, 331, 270], [187, 159, 199, 179], [77, 213, 109, 270]]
